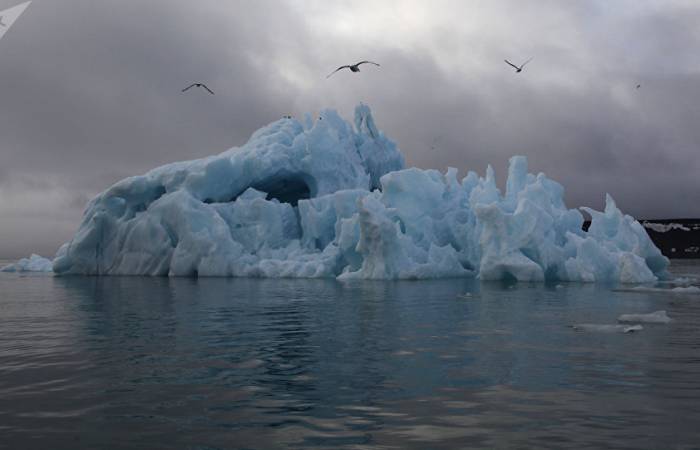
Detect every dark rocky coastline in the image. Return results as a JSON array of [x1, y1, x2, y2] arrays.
[[584, 219, 700, 259]]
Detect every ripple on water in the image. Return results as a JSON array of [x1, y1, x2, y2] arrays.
[[0, 268, 699, 448]]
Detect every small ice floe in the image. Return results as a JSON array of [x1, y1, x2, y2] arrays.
[[671, 286, 700, 294], [572, 324, 643, 333], [665, 277, 697, 286], [615, 285, 700, 295], [0, 254, 53, 273], [618, 310, 672, 324]]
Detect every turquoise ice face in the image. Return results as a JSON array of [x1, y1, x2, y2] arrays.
[[52, 105, 666, 282]]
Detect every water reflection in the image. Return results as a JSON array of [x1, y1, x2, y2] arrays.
[[0, 273, 698, 448]]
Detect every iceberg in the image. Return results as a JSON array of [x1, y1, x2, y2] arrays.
[[52, 104, 669, 282], [1, 254, 54, 273]]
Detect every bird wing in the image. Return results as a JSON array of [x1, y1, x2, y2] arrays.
[[182, 83, 197, 92], [504, 59, 520, 70], [356, 61, 380, 67], [520, 57, 534, 69], [202, 84, 215, 95], [326, 66, 350, 78]]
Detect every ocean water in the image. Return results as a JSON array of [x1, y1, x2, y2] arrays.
[[1, 261, 699, 449]]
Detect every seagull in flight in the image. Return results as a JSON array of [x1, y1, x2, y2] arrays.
[[182, 83, 214, 95], [504, 57, 533, 73], [327, 61, 380, 78]]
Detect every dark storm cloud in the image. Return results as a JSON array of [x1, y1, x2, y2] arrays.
[[0, 0, 310, 256], [0, 0, 699, 258], [0, 0, 304, 176]]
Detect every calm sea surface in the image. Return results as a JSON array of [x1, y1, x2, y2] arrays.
[[1, 260, 699, 449]]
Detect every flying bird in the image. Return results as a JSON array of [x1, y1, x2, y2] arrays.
[[326, 61, 380, 78], [0, 16, 6, 27], [636, 84, 641, 89], [504, 57, 533, 73], [182, 83, 214, 95]]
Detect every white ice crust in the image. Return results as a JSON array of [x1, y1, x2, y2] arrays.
[[618, 311, 672, 324], [1, 254, 54, 273], [52, 105, 669, 282], [573, 324, 643, 333], [671, 286, 700, 294]]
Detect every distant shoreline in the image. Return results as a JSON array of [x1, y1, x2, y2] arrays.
[[584, 219, 700, 259]]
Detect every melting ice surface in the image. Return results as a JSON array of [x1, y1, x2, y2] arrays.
[[53, 104, 668, 282]]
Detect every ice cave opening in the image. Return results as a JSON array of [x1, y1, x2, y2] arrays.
[[251, 174, 313, 206]]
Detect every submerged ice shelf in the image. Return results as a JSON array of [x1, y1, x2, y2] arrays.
[[52, 104, 668, 282]]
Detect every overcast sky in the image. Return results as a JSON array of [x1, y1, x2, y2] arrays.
[[1, 0, 699, 258]]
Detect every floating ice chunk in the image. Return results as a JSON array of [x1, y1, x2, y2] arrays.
[[664, 277, 697, 286], [616, 285, 700, 295], [573, 324, 643, 333], [618, 311, 672, 324], [1, 254, 54, 273], [671, 286, 700, 294], [51, 105, 669, 282]]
